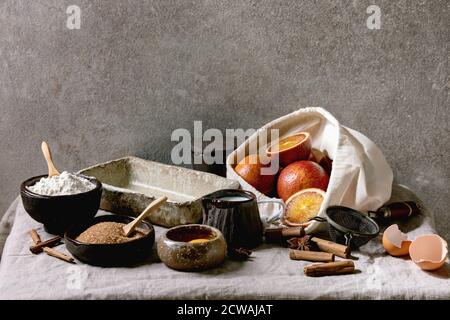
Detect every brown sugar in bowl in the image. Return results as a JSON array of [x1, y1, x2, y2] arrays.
[[65, 214, 155, 267], [157, 224, 227, 271]]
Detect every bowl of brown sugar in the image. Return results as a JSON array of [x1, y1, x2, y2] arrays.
[[65, 214, 155, 267]]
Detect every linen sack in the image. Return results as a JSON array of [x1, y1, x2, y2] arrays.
[[226, 107, 393, 233]]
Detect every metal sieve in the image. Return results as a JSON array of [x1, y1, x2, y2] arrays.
[[311, 205, 380, 249]]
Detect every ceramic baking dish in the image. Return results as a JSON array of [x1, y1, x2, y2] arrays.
[[79, 156, 240, 227]]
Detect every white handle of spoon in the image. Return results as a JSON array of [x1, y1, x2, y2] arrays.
[[41, 141, 60, 177], [123, 196, 168, 237]]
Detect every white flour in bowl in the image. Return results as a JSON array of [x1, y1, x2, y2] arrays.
[[28, 171, 96, 196]]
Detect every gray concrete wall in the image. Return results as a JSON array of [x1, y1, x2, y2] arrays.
[[1, 1, 448, 237]]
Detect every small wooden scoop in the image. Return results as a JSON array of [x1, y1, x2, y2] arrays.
[[122, 196, 167, 237], [41, 141, 60, 177]]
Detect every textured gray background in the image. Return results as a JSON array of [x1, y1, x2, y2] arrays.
[[0, 1, 448, 237]]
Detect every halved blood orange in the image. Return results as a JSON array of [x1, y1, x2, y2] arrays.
[[278, 135, 304, 149], [266, 132, 311, 167], [283, 188, 326, 227]]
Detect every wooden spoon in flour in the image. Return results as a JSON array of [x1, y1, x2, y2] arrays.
[[123, 196, 168, 237], [41, 141, 60, 177]]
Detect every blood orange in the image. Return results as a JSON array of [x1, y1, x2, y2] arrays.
[[277, 160, 329, 202], [283, 188, 326, 227], [309, 148, 333, 176], [234, 155, 277, 195], [266, 132, 311, 167]]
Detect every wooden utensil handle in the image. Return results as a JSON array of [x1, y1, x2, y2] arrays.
[[138, 196, 167, 221], [376, 201, 420, 219], [41, 141, 60, 176], [123, 196, 168, 236]]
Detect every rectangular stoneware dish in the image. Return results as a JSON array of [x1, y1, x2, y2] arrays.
[[79, 156, 240, 227]]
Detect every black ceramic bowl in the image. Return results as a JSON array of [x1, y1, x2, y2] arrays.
[[65, 214, 155, 267], [20, 174, 102, 235]]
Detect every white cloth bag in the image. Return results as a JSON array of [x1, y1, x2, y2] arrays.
[[226, 107, 393, 233]]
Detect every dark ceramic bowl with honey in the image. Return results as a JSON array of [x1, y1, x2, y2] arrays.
[[20, 174, 102, 235], [65, 214, 155, 267], [157, 224, 226, 271]]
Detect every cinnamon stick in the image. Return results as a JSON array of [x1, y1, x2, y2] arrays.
[[304, 260, 355, 277], [310, 237, 350, 258], [43, 247, 75, 264], [265, 227, 305, 243], [30, 236, 62, 254], [30, 229, 41, 244], [289, 249, 334, 262]]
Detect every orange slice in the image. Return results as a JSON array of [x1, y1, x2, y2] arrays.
[[283, 188, 325, 226]]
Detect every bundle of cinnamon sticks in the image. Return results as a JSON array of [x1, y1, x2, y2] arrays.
[[29, 229, 75, 264], [265, 227, 356, 277]]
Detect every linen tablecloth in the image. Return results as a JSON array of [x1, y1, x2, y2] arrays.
[[0, 185, 448, 299]]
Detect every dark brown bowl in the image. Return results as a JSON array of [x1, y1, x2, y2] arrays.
[[20, 174, 102, 235], [65, 214, 155, 267]]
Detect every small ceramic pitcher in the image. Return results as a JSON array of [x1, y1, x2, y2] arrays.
[[201, 189, 264, 250]]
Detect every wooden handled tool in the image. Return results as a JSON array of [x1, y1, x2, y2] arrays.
[[123, 196, 167, 237], [41, 141, 60, 177], [370, 201, 420, 220]]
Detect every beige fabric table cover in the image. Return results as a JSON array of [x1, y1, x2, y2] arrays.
[[0, 185, 449, 300]]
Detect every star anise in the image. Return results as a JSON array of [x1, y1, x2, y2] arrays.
[[287, 235, 314, 251], [229, 247, 252, 261]]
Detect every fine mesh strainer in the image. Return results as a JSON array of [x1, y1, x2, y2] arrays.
[[311, 206, 380, 249]]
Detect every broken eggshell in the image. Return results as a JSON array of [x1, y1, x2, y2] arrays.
[[382, 224, 411, 256], [409, 234, 448, 271]]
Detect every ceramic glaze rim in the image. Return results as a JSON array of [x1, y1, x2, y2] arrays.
[[164, 224, 222, 244]]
